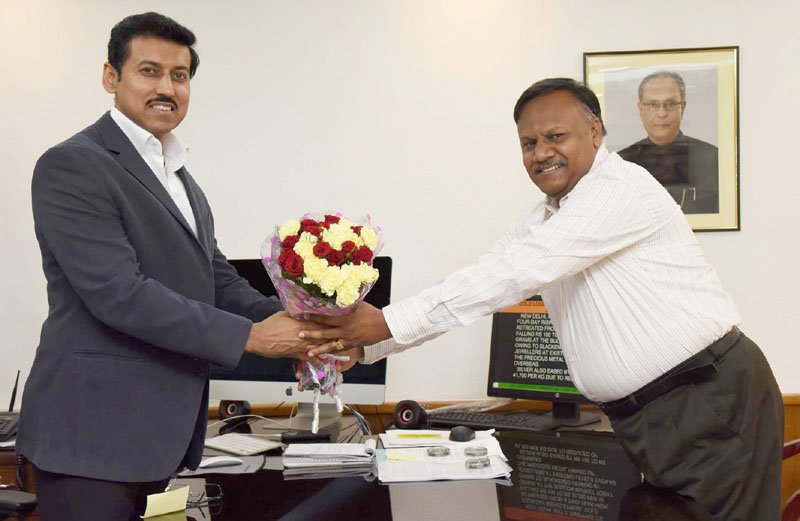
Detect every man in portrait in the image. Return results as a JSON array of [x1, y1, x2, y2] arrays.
[[618, 71, 719, 214]]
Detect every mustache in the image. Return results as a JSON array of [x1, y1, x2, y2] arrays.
[[533, 159, 566, 173], [147, 96, 177, 107]]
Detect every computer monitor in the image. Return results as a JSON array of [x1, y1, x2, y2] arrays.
[[209, 257, 391, 427], [486, 296, 601, 428]]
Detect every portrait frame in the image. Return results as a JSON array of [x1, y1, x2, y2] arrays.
[[583, 47, 739, 231]]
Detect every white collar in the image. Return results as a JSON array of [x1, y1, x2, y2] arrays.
[[109, 107, 188, 170]]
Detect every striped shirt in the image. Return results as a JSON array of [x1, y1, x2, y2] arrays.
[[363, 145, 739, 402]]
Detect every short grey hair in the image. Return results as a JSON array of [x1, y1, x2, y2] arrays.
[[638, 71, 686, 101]]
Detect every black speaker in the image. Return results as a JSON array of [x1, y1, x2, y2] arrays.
[[393, 400, 429, 429], [218, 400, 252, 420], [218, 400, 252, 435]]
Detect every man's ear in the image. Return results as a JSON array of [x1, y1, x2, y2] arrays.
[[591, 117, 603, 148], [102, 63, 119, 94]]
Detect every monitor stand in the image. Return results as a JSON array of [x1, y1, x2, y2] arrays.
[[549, 401, 601, 428], [289, 402, 342, 433]]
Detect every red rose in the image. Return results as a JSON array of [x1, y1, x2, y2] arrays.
[[324, 215, 341, 224], [351, 245, 373, 265], [351, 225, 362, 235], [300, 219, 322, 236], [279, 250, 304, 277], [327, 250, 345, 266], [340, 240, 356, 254], [313, 241, 332, 258], [281, 235, 300, 249]]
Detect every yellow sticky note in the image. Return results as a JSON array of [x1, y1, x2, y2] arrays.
[[143, 485, 190, 518], [386, 451, 418, 461]]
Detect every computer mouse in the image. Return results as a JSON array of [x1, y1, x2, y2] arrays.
[[199, 455, 243, 469], [449, 425, 475, 442]]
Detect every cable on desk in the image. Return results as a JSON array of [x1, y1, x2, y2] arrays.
[[206, 413, 295, 432], [345, 405, 370, 436]]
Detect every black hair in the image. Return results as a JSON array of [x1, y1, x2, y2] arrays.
[[637, 71, 686, 101], [513, 77, 607, 136], [107, 12, 199, 79]]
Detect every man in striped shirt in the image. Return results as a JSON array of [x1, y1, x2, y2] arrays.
[[302, 78, 783, 520]]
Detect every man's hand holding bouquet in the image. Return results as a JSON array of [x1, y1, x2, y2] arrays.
[[261, 213, 382, 431]]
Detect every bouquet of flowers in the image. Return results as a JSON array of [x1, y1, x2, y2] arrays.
[[261, 213, 382, 431]]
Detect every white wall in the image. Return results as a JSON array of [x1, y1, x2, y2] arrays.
[[1, 0, 797, 407]]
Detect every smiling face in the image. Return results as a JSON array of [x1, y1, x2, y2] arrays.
[[638, 76, 684, 146], [102, 36, 191, 142], [517, 90, 603, 201]]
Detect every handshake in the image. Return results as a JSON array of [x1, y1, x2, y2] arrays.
[[243, 300, 393, 372]]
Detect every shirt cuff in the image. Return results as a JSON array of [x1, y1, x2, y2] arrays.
[[361, 339, 399, 364], [382, 296, 434, 346]]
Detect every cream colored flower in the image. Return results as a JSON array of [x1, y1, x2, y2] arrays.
[[293, 242, 312, 260], [357, 264, 379, 284], [336, 279, 361, 306], [297, 231, 319, 245], [359, 226, 378, 250], [302, 256, 328, 283], [278, 220, 301, 240], [318, 266, 344, 297], [322, 222, 359, 250]]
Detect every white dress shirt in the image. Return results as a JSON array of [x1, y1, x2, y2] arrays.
[[363, 145, 739, 402], [110, 108, 197, 236]]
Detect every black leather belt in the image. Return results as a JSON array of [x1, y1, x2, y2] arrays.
[[599, 327, 741, 419]]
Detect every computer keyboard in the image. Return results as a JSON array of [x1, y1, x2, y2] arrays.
[[204, 433, 283, 456], [427, 411, 558, 432]]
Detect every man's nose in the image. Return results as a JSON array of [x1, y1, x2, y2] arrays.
[[155, 73, 176, 96], [533, 142, 554, 163]]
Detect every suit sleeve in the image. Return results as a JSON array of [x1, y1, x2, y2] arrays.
[[32, 143, 252, 368], [210, 243, 283, 321]]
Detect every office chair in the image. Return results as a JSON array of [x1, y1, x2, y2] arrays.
[[0, 489, 36, 520], [0, 453, 36, 520], [785, 439, 800, 521]]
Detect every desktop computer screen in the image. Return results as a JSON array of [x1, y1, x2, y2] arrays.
[[486, 296, 600, 427], [209, 257, 391, 408]]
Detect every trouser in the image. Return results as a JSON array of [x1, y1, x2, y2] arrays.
[[34, 466, 171, 521], [606, 329, 784, 521]]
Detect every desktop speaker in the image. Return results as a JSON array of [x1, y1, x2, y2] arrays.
[[393, 400, 428, 429], [218, 400, 252, 420]]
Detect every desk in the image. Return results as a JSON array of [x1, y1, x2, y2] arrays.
[[185, 423, 714, 521]]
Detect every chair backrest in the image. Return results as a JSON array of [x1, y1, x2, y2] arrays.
[[784, 439, 800, 521]]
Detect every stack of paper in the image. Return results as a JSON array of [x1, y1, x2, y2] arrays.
[[282, 440, 377, 479], [376, 429, 512, 483]]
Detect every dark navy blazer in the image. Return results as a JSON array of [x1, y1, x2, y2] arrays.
[[19, 112, 281, 481]]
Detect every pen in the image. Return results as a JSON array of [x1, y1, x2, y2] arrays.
[[396, 433, 444, 438]]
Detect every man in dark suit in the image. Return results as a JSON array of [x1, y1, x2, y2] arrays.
[[18, 12, 325, 520], [618, 71, 719, 214]]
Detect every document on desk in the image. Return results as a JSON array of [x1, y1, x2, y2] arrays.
[[282, 439, 377, 469], [376, 440, 512, 483], [377, 448, 511, 483], [380, 429, 496, 448]]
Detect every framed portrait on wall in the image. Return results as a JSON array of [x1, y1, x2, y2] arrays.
[[583, 47, 739, 231]]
